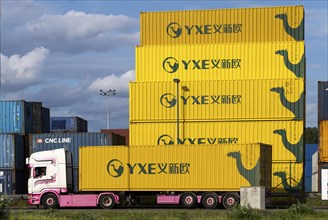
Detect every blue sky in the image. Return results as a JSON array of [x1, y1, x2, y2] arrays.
[[1, 0, 327, 131]]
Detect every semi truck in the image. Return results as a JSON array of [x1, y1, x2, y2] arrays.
[[26, 143, 271, 209]]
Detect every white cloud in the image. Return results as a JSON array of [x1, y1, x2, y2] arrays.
[[1, 47, 49, 90], [88, 70, 135, 94], [21, 10, 139, 53]]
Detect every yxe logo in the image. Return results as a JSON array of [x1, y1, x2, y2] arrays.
[[157, 134, 175, 145], [162, 56, 241, 73], [163, 57, 179, 73], [106, 158, 191, 178], [160, 93, 177, 108], [160, 93, 242, 108], [166, 22, 183, 38], [157, 134, 238, 145], [166, 22, 242, 38], [107, 159, 124, 178]]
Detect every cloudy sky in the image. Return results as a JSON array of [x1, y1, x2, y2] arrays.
[[1, 0, 327, 131]]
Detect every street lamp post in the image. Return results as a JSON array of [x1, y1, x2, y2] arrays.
[[173, 78, 180, 145], [100, 89, 116, 129]]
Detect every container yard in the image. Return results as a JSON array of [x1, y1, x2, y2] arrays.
[[133, 4, 305, 198], [3, 3, 328, 213]]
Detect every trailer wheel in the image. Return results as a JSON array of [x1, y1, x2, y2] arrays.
[[181, 193, 196, 208], [42, 194, 58, 209], [202, 193, 218, 209], [99, 194, 116, 209], [222, 193, 239, 209]]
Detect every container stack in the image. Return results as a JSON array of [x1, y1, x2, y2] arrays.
[[318, 81, 328, 192], [50, 116, 88, 133], [29, 132, 114, 192], [0, 100, 50, 194], [130, 6, 305, 193]]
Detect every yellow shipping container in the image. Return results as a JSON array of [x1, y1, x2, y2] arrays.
[[130, 79, 304, 122], [140, 6, 304, 45], [79, 144, 272, 192], [136, 42, 305, 81], [130, 120, 304, 161], [319, 120, 328, 162], [272, 161, 303, 192], [79, 146, 129, 190]]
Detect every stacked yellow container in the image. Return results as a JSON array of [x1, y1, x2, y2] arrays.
[[131, 5, 305, 193]]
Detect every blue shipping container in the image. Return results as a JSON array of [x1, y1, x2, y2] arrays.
[[305, 144, 318, 192], [30, 102, 42, 133], [41, 107, 50, 133], [29, 133, 114, 167], [0, 134, 25, 170], [0, 100, 33, 134], [0, 169, 27, 194], [50, 117, 88, 132], [318, 81, 328, 121]]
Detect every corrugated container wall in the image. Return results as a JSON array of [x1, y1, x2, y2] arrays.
[[101, 129, 128, 145], [79, 144, 272, 192], [304, 144, 318, 192], [140, 6, 304, 45], [0, 101, 33, 134], [318, 81, 328, 121], [136, 42, 305, 81], [319, 120, 328, 162], [30, 102, 42, 133], [29, 133, 114, 167], [0, 134, 25, 170], [130, 79, 304, 122], [272, 161, 303, 192], [41, 107, 50, 133], [130, 120, 304, 161], [50, 117, 88, 133], [0, 169, 27, 194]]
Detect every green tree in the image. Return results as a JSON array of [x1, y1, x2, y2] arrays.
[[305, 127, 319, 144]]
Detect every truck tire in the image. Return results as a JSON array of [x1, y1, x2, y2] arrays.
[[202, 193, 218, 209], [181, 192, 197, 208], [222, 193, 239, 209], [42, 194, 58, 209], [99, 194, 116, 209]]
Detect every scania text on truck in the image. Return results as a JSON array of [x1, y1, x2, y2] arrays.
[[26, 144, 271, 209]]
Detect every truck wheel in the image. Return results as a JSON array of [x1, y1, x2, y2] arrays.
[[181, 193, 196, 208], [222, 193, 239, 209], [99, 194, 116, 209], [42, 194, 58, 209], [202, 193, 218, 209]]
